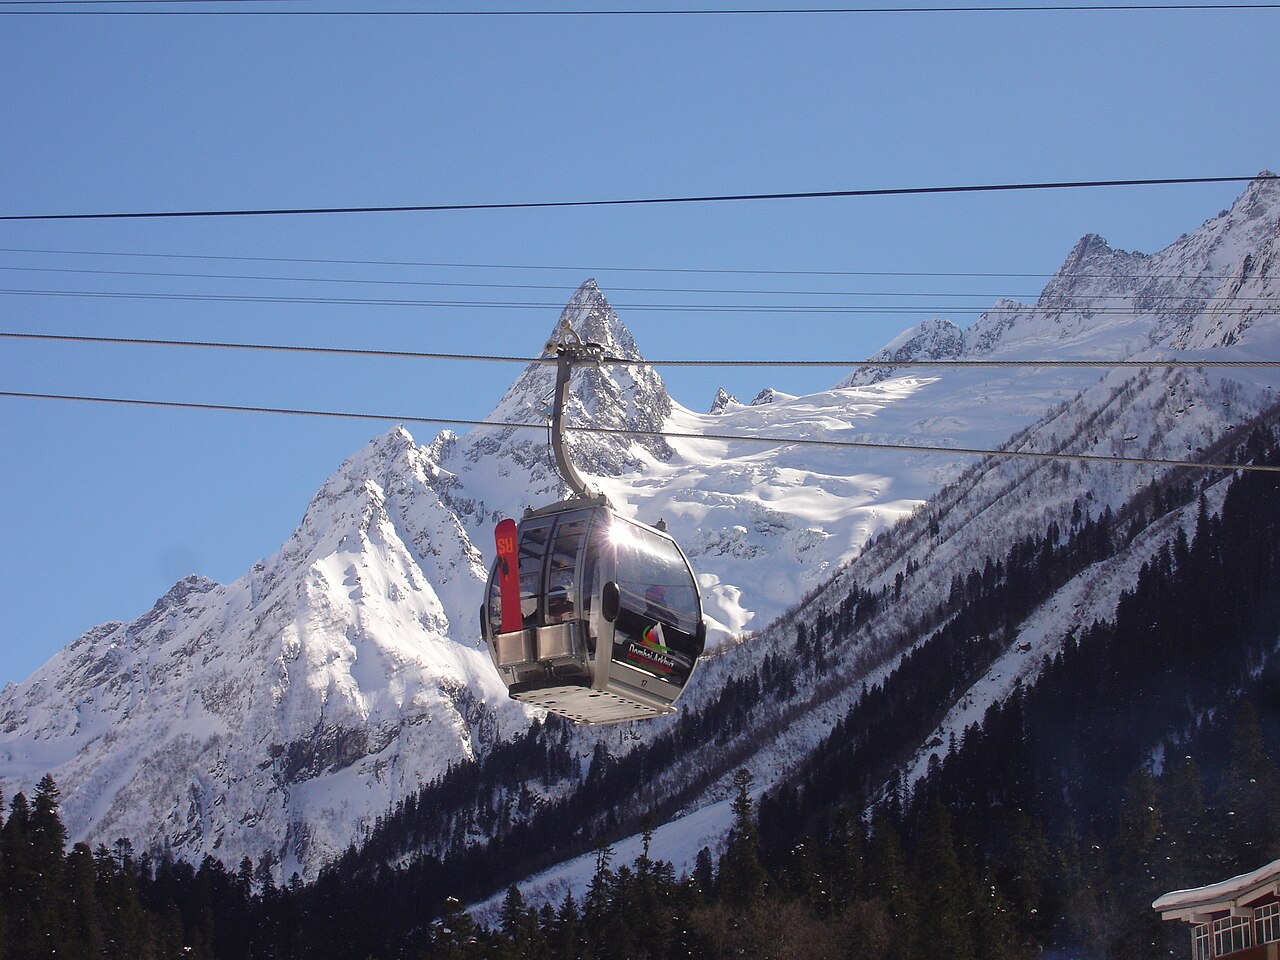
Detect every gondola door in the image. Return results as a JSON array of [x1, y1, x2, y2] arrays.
[[595, 518, 705, 713]]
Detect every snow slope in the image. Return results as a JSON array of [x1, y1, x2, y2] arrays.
[[2, 173, 1277, 882]]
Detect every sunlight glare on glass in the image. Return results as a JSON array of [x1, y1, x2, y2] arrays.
[[607, 519, 672, 562]]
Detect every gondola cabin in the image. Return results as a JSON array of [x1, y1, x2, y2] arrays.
[[481, 500, 706, 724]]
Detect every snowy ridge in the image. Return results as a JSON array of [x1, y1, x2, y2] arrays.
[[467, 177, 1280, 911], [2, 175, 1278, 883], [472, 350, 1280, 920], [1, 428, 530, 877]]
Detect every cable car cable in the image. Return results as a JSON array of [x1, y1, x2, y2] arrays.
[[1, 245, 1269, 283], [1, 286, 1274, 315], [5, 2, 1279, 13], [3, 389, 1277, 474], [0, 264, 1092, 299], [2, 175, 1273, 222], [6, 331, 1280, 369], [1, 263, 1275, 304]]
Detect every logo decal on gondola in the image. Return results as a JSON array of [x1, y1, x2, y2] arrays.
[[641, 623, 669, 654], [626, 623, 675, 675]]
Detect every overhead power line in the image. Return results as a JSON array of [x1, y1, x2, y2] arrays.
[[1, 175, 1272, 222], [1, 286, 1273, 315], [0, 262, 1275, 304], [0, 331, 526, 365], [0, 245, 1266, 284], [6, 330, 1280, 369], [5, 2, 1279, 14], [0, 263, 1049, 299], [3, 389, 1275, 474]]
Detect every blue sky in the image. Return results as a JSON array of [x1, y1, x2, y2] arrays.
[[2, 3, 1277, 686]]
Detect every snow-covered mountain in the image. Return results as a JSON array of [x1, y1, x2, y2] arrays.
[[469, 176, 1280, 914], [0, 430, 534, 877], [1, 173, 1277, 884]]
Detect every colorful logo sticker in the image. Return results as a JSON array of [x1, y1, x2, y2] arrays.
[[641, 622, 669, 654]]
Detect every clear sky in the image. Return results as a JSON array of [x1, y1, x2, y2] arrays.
[[2, 2, 1277, 686]]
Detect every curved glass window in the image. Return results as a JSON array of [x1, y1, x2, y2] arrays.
[[545, 510, 596, 624], [516, 516, 555, 626], [485, 566, 502, 634], [608, 519, 701, 684], [610, 521, 699, 632]]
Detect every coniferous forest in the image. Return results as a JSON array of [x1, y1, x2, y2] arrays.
[[4, 428, 1279, 959]]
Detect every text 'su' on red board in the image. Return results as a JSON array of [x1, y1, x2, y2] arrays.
[[494, 518, 522, 634]]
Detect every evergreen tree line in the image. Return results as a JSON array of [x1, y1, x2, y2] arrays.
[[412, 768, 849, 960], [9, 699, 1279, 960], [1, 773, 304, 959], [6, 427, 1276, 958]]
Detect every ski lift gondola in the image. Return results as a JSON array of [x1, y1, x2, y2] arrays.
[[479, 328, 707, 724]]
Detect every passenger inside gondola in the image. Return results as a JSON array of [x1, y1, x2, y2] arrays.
[[546, 584, 574, 623], [644, 583, 667, 619]]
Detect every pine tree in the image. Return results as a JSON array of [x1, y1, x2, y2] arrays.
[[719, 768, 767, 912], [1, 793, 39, 959], [236, 854, 255, 898], [584, 840, 614, 922], [601, 864, 641, 960], [1004, 807, 1050, 942], [1110, 769, 1165, 959], [426, 895, 483, 960], [1159, 753, 1207, 888], [914, 801, 976, 960], [28, 774, 70, 958], [828, 809, 867, 914], [64, 842, 104, 960], [97, 839, 148, 960], [973, 870, 1022, 960], [1054, 821, 1107, 958], [867, 812, 919, 960], [499, 884, 537, 957], [550, 892, 582, 960], [691, 847, 715, 903], [1215, 701, 1280, 871], [1115, 769, 1161, 883]]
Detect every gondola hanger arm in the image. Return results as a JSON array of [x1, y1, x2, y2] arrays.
[[544, 324, 609, 504]]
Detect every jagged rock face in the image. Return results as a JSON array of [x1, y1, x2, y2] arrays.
[[836, 318, 967, 389], [967, 172, 1280, 358], [838, 172, 1280, 376], [749, 387, 790, 406], [708, 387, 739, 415], [3, 177, 1278, 883]]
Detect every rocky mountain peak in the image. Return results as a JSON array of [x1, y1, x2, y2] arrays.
[[457, 281, 674, 500], [709, 387, 740, 415], [834, 317, 966, 388], [554, 279, 644, 361], [1063, 232, 1116, 268], [299, 426, 426, 530], [1228, 170, 1280, 223]]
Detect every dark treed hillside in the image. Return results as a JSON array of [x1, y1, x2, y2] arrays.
[[5, 427, 1279, 959]]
